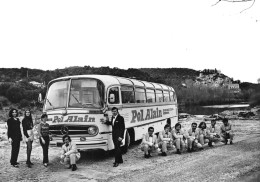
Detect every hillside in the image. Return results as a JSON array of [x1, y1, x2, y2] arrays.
[[0, 66, 259, 107]]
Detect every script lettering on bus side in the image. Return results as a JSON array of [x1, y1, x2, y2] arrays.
[[131, 107, 163, 123], [52, 115, 95, 123]]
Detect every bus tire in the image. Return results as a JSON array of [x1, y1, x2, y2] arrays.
[[122, 130, 130, 154]]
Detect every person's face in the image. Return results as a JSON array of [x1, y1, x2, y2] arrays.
[[41, 117, 47, 122], [192, 124, 197, 130], [64, 137, 70, 145], [148, 129, 154, 136], [165, 127, 170, 133], [223, 121, 228, 126], [112, 109, 118, 117], [25, 111, 30, 116], [12, 110, 18, 117], [211, 120, 216, 126], [202, 123, 206, 129], [176, 125, 181, 131]]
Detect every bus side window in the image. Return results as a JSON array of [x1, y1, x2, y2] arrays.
[[121, 86, 135, 103], [156, 90, 163, 102], [108, 87, 120, 104], [170, 91, 176, 103]]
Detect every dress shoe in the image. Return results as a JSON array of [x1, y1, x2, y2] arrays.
[[14, 162, 20, 165], [113, 163, 119, 167], [12, 164, 19, 168], [27, 164, 32, 168], [43, 163, 48, 167], [147, 152, 152, 157], [176, 149, 181, 154], [72, 164, 77, 171], [144, 154, 149, 158], [162, 152, 167, 156], [27, 161, 34, 165], [230, 141, 233, 145]]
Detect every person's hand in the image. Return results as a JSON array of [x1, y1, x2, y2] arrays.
[[118, 137, 123, 141], [8, 138, 12, 143], [148, 142, 153, 147], [60, 154, 65, 159], [41, 138, 45, 144]]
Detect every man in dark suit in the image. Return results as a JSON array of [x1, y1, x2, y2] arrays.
[[104, 107, 125, 167]]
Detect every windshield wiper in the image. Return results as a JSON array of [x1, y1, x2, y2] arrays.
[[46, 98, 54, 110], [71, 93, 81, 104], [82, 102, 94, 108]]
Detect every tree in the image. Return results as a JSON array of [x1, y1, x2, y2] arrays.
[[6, 86, 25, 103], [0, 83, 11, 96], [19, 99, 30, 108]]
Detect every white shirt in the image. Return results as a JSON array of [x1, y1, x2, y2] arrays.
[[112, 115, 118, 126]]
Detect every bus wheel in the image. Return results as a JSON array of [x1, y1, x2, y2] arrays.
[[122, 130, 130, 154]]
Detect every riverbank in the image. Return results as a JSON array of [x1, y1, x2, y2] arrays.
[[0, 116, 259, 182]]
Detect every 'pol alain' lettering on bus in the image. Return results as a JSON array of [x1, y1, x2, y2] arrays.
[[131, 107, 163, 123], [52, 115, 95, 123]]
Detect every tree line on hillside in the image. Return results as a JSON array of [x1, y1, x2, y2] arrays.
[[0, 80, 45, 109], [0, 67, 259, 108]]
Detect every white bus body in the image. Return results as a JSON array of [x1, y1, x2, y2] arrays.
[[43, 75, 178, 151]]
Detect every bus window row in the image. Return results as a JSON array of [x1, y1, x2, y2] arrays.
[[108, 86, 176, 104]]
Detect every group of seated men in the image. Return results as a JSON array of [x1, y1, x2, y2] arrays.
[[141, 118, 234, 158]]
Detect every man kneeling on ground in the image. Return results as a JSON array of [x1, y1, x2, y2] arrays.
[[198, 121, 211, 148], [208, 119, 221, 147], [220, 118, 234, 145], [172, 123, 186, 154], [185, 122, 202, 152], [60, 135, 80, 171], [158, 124, 174, 156], [141, 127, 158, 158]]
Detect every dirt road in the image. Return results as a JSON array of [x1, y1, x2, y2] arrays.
[[0, 119, 259, 182]]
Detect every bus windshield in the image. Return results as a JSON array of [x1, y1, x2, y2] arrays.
[[45, 78, 105, 110], [45, 80, 69, 110], [68, 79, 104, 108]]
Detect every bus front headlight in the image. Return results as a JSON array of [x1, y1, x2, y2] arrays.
[[88, 126, 98, 136]]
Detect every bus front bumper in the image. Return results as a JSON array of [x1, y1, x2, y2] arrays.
[[50, 137, 109, 151]]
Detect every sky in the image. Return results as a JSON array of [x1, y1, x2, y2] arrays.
[[0, 0, 259, 83]]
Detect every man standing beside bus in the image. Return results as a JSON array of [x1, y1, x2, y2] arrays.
[[104, 107, 125, 167]]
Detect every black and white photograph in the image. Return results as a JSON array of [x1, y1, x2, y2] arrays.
[[0, 0, 259, 181]]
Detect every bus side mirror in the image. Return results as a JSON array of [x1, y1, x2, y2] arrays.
[[38, 93, 42, 103], [109, 94, 115, 103]]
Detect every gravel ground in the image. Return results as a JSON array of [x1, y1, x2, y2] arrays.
[[0, 118, 259, 182]]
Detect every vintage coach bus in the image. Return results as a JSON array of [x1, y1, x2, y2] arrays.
[[43, 75, 178, 152]]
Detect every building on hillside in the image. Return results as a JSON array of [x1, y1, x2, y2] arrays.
[[29, 81, 45, 88], [227, 83, 240, 93]]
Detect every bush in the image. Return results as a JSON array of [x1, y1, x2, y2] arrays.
[[249, 92, 260, 107], [0, 96, 9, 107], [0, 83, 11, 97], [6, 86, 25, 103], [19, 99, 30, 108]]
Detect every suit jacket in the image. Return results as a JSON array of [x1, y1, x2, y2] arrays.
[[158, 130, 172, 143], [61, 141, 81, 159], [186, 128, 200, 140], [105, 114, 125, 140], [141, 133, 158, 146], [172, 129, 185, 140]]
